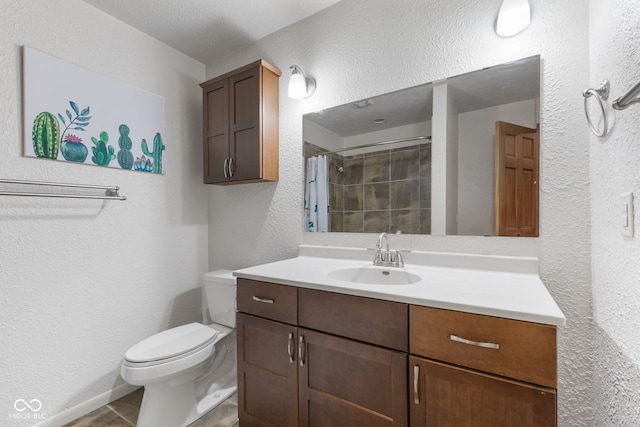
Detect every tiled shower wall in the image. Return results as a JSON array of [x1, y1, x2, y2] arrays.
[[304, 142, 432, 234]]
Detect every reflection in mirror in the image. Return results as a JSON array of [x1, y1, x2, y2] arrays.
[[303, 55, 540, 237]]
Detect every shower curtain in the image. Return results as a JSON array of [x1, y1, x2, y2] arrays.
[[304, 155, 329, 232]]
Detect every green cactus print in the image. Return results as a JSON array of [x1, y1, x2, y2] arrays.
[[91, 131, 116, 166], [117, 124, 134, 170], [32, 112, 60, 159], [141, 132, 165, 174]]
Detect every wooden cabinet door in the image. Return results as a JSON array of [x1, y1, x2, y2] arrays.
[[237, 313, 298, 427], [409, 356, 556, 427], [298, 328, 407, 427], [203, 78, 230, 184], [229, 66, 261, 182]]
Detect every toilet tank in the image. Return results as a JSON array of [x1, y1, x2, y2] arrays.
[[203, 270, 237, 328]]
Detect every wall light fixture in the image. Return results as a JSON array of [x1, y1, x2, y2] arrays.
[[288, 65, 316, 99], [495, 0, 531, 37]]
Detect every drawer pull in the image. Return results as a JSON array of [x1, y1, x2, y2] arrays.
[[287, 332, 295, 363], [252, 296, 274, 304], [450, 334, 500, 350], [299, 335, 306, 367], [413, 365, 420, 404]]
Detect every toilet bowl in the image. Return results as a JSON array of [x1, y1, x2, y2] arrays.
[[120, 270, 237, 427]]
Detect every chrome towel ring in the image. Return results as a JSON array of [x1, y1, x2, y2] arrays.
[[583, 79, 611, 137]]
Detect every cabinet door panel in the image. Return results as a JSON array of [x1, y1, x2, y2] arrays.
[[203, 80, 229, 183], [237, 313, 298, 427], [410, 356, 556, 427], [299, 329, 407, 427], [205, 135, 229, 183], [231, 68, 259, 128], [232, 127, 260, 181], [230, 67, 261, 181]]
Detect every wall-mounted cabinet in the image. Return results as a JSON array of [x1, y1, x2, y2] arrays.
[[200, 60, 281, 185]]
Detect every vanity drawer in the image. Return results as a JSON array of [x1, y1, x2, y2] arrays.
[[237, 279, 297, 325], [410, 305, 556, 388], [299, 288, 408, 351]]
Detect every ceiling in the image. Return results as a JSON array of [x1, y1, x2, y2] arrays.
[[81, 0, 342, 64], [305, 56, 540, 137]]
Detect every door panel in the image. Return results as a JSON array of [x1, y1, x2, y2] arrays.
[[232, 127, 260, 181], [237, 314, 298, 427], [298, 328, 407, 427], [230, 67, 261, 181], [203, 80, 229, 183], [495, 121, 539, 236], [410, 356, 556, 427]]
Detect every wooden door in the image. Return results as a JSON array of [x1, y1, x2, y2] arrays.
[[494, 121, 539, 236], [298, 328, 407, 427], [409, 356, 556, 427], [237, 313, 298, 427], [203, 79, 230, 183], [229, 66, 261, 182]]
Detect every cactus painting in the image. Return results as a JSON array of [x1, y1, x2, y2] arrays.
[[141, 133, 165, 174], [32, 112, 60, 159], [24, 47, 165, 174], [91, 131, 116, 166], [58, 101, 91, 146], [61, 134, 88, 162], [117, 124, 134, 170], [134, 155, 154, 172]]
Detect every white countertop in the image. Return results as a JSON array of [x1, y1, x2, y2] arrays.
[[233, 245, 566, 326]]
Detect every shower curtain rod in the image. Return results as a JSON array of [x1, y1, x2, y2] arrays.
[[613, 80, 640, 110], [311, 135, 431, 155]]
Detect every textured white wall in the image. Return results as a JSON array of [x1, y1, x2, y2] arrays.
[[207, 0, 593, 425], [589, 0, 640, 425], [0, 1, 207, 425]]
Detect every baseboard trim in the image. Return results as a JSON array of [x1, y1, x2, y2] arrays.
[[33, 383, 140, 427]]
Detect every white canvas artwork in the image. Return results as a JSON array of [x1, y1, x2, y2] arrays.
[[23, 46, 166, 174]]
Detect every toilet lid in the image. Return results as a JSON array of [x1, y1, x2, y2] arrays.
[[125, 323, 218, 363]]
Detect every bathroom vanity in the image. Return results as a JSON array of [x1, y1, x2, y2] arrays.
[[234, 245, 564, 426]]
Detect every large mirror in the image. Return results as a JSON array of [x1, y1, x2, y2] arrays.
[[303, 55, 540, 237]]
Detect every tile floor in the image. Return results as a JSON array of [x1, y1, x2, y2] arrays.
[[63, 388, 239, 427]]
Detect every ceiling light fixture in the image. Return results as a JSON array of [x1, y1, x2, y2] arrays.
[[288, 65, 316, 99], [495, 0, 531, 37]]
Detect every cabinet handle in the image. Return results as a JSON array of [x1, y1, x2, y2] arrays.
[[449, 334, 500, 350], [252, 296, 274, 304], [413, 365, 420, 404], [223, 159, 229, 178], [298, 335, 306, 367], [287, 332, 295, 363], [228, 157, 234, 177]]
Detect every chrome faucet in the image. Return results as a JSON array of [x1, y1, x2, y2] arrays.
[[373, 232, 404, 268]]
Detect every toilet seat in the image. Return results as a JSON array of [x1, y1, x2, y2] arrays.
[[124, 323, 219, 366]]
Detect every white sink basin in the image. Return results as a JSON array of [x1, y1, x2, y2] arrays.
[[327, 266, 421, 285]]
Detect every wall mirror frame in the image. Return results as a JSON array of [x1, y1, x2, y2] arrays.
[[303, 55, 541, 237]]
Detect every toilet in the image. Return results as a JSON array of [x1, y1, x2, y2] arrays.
[[120, 270, 237, 427]]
